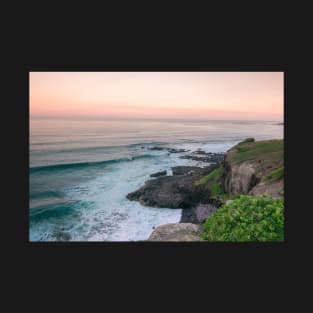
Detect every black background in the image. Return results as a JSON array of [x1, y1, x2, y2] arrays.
[[3, 4, 307, 310]]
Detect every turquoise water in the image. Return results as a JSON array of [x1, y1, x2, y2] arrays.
[[29, 118, 283, 241]]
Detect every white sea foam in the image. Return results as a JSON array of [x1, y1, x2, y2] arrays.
[[59, 151, 201, 241]]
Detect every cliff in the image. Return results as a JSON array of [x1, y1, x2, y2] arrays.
[[223, 138, 284, 198]]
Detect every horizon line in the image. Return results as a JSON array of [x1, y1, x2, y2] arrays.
[[29, 115, 283, 122]]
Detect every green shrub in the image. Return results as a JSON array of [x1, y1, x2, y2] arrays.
[[202, 195, 284, 242]]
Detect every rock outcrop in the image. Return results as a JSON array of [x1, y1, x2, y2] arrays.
[[224, 161, 260, 194], [180, 152, 225, 164], [223, 139, 284, 198], [172, 165, 217, 176], [195, 203, 218, 223], [148, 223, 204, 241], [180, 203, 219, 224], [127, 166, 215, 208], [249, 180, 284, 198], [150, 170, 167, 177], [241, 137, 255, 143], [148, 146, 188, 153]]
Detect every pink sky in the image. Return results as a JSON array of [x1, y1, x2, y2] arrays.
[[30, 72, 284, 120]]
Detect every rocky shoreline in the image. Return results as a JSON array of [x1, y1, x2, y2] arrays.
[[126, 138, 284, 241], [126, 149, 226, 241], [127, 164, 219, 209]]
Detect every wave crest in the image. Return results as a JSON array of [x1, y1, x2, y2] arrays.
[[30, 154, 156, 173]]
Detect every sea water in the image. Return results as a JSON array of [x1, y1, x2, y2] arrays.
[[29, 118, 283, 241]]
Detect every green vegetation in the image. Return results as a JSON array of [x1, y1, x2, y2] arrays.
[[265, 166, 284, 182], [210, 182, 223, 197], [202, 195, 284, 242], [195, 166, 225, 198], [236, 146, 250, 153], [196, 166, 223, 186], [228, 139, 283, 165], [214, 193, 234, 202]]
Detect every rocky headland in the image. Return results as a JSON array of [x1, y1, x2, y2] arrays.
[[127, 138, 284, 241], [223, 138, 284, 198], [127, 164, 219, 208]]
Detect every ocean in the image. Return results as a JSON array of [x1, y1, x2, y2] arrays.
[[29, 118, 283, 241]]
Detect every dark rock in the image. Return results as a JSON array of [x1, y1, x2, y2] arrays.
[[148, 146, 188, 153], [54, 231, 71, 241], [241, 138, 255, 143], [208, 198, 224, 208], [127, 166, 214, 208], [180, 207, 198, 223], [193, 149, 206, 154], [180, 203, 219, 224], [180, 152, 225, 164], [195, 203, 218, 223], [148, 146, 166, 151], [172, 166, 210, 176], [150, 170, 167, 177], [167, 148, 188, 153]]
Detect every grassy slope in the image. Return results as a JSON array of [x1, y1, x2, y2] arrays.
[[265, 166, 284, 182], [195, 166, 225, 198], [227, 139, 284, 183], [196, 166, 222, 186]]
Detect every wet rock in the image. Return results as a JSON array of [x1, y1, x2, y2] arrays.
[[180, 152, 225, 164], [167, 148, 188, 153], [148, 146, 188, 153], [180, 207, 198, 223], [148, 146, 166, 151], [54, 231, 71, 241], [193, 149, 206, 154], [150, 170, 167, 177], [127, 166, 214, 208], [172, 166, 210, 176]]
